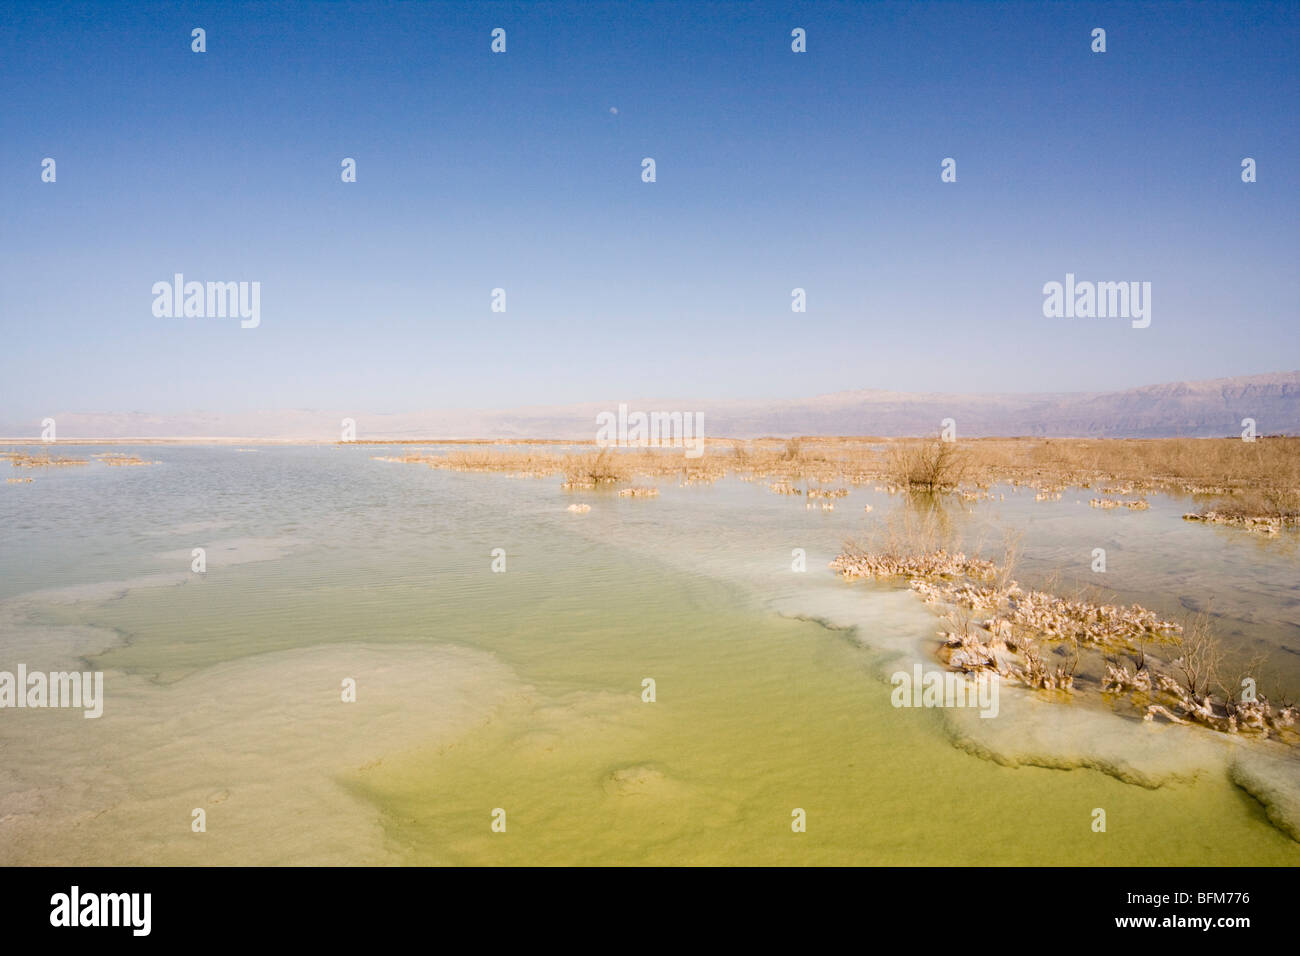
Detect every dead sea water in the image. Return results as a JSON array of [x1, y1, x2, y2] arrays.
[[1, 445, 1296, 864]]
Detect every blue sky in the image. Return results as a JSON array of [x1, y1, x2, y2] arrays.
[[2, 0, 1297, 420]]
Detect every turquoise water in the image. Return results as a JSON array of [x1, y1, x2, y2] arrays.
[[1, 445, 1296, 864]]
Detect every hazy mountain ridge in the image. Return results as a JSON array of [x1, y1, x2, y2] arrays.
[[7, 372, 1298, 441]]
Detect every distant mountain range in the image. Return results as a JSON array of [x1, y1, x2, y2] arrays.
[[6, 372, 1298, 441]]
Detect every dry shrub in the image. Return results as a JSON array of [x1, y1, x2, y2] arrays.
[[887, 437, 968, 492]]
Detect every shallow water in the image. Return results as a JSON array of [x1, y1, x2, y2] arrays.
[[1, 445, 1296, 864]]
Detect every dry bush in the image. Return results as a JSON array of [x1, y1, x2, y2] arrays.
[[1172, 612, 1223, 702], [853, 501, 963, 564], [378, 436, 1299, 518], [887, 437, 968, 492], [562, 448, 626, 485], [994, 529, 1022, 592], [958, 436, 1300, 501], [1215, 649, 1270, 709]]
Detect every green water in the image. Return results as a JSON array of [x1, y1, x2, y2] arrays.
[[1, 445, 1296, 864], [344, 602, 1297, 866]]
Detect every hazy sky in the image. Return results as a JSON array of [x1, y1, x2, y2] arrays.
[[2, 0, 1297, 421]]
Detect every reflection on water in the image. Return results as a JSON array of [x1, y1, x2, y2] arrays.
[[0, 445, 1296, 864]]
